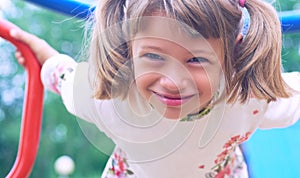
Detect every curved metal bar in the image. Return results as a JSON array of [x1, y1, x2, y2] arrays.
[[24, 0, 300, 33], [24, 0, 94, 19], [280, 10, 300, 33], [0, 19, 44, 178]]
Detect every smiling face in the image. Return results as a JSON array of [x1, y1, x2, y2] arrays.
[[131, 17, 224, 119]]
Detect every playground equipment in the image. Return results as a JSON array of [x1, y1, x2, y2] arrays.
[[1, 0, 300, 177], [25, 0, 300, 33], [24, 0, 93, 19], [0, 19, 44, 177]]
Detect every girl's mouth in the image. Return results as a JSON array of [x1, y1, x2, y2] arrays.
[[153, 92, 194, 107]]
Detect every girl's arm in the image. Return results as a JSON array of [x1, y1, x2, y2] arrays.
[[10, 28, 77, 95], [10, 28, 99, 124], [10, 28, 59, 66]]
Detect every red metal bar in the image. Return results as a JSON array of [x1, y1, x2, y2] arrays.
[[0, 19, 44, 178]]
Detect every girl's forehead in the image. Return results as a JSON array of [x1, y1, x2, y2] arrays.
[[125, 0, 224, 39], [134, 17, 197, 39], [136, 17, 179, 38], [132, 16, 215, 50]]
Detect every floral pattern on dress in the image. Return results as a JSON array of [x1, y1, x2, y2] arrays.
[[49, 62, 74, 94], [105, 148, 134, 178], [205, 132, 251, 178]]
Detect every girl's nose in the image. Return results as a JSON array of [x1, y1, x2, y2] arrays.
[[159, 75, 188, 92]]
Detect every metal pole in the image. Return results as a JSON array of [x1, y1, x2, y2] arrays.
[[24, 0, 300, 33]]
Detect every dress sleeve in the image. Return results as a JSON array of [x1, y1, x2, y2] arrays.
[[259, 72, 300, 129], [40, 54, 77, 94], [41, 54, 101, 123]]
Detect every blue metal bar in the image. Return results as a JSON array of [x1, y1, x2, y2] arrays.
[[24, 0, 94, 19], [24, 0, 300, 33], [279, 10, 300, 33]]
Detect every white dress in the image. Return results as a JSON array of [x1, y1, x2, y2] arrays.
[[41, 54, 300, 178]]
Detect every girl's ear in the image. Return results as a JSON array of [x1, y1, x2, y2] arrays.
[[235, 34, 243, 44]]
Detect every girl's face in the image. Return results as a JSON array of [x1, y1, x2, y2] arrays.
[[131, 17, 224, 119]]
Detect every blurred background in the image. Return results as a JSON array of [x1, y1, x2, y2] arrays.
[[0, 0, 299, 177]]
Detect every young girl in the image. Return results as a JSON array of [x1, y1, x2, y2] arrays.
[[10, 0, 300, 177]]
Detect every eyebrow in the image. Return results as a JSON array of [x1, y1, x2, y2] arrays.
[[139, 45, 166, 53]]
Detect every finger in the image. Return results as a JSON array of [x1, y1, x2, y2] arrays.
[[15, 51, 22, 58], [15, 51, 26, 66], [18, 57, 26, 66], [17, 57, 26, 66]]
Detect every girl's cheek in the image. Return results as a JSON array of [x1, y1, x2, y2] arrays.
[[194, 70, 221, 99], [134, 74, 154, 100]]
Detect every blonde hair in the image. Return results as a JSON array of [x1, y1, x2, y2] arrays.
[[88, 0, 290, 103]]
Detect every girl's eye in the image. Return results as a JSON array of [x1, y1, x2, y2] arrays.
[[142, 53, 164, 61], [188, 57, 209, 64]]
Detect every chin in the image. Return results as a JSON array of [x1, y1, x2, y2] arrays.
[[163, 113, 181, 120], [160, 107, 194, 120]]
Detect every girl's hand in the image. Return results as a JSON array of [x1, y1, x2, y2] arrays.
[[9, 28, 59, 66]]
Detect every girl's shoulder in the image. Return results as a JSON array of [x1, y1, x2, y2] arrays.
[[282, 72, 300, 91]]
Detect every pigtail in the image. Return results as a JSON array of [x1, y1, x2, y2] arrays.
[[228, 0, 290, 103], [90, 0, 131, 99]]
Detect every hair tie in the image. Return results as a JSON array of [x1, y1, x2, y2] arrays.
[[240, 7, 250, 38], [239, 0, 246, 8]]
